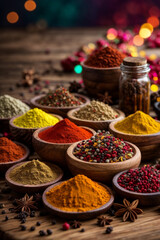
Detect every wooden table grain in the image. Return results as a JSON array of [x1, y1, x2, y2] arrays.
[[0, 29, 160, 240]]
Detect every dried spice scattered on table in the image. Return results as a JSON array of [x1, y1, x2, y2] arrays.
[[97, 92, 113, 105], [73, 131, 134, 163], [97, 215, 112, 226], [69, 80, 82, 93], [114, 199, 143, 222], [69, 220, 82, 229], [14, 194, 38, 213], [38, 87, 82, 107], [20, 69, 40, 87]]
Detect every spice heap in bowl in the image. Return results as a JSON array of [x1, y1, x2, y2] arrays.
[[82, 46, 126, 99], [73, 131, 134, 163], [33, 119, 95, 166], [68, 100, 124, 130]]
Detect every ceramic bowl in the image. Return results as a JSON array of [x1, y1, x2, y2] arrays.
[[66, 141, 141, 183], [32, 126, 96, 167], [67, 108, 125, 131], [30, 93, 90, 117]]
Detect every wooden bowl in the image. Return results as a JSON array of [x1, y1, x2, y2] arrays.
[[9, 114, 63, 148], [5, 161, 63, 194], [67, 108, 125, 131], [154, 102, 160, 120], [109, 121, 160, 160], [66, 141, 141, 183], [32, 126, 96, 167], [0, 142, 29, 173], [42, 181, 114, 220], [30, 93, 90, 117], [0, 117, 11, 132], [113, 170, 160, 206], [82, 62, 121, 99]]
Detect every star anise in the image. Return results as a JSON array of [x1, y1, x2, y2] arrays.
[[20, 69, 40, 87], [69, 80, 82, 93], [97, 91, 113, 104], [69, 220, 82, 229], [14, 194, 38, 213], [114, 199, 143, 222], [97, 215, 113, 226]]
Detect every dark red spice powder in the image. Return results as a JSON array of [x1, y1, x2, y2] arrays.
[[38, 118, 93, 143], [84, 46, 126, 68]]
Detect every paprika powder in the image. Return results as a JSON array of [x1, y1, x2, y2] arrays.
[[85, 46, 126, 68], [38, 118, 93, 143]]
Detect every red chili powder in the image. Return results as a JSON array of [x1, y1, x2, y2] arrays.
[[84, 46, 126, 68], [0, 137, 26, 162], [38, 118, 93, 143]]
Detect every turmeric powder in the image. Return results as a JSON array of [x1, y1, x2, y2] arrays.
[[115, 111, 160, 135], [46, 174, 111, 212]]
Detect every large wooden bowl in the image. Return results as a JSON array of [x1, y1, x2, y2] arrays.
[[5, 161, 63, 194], [9, 114, 63, 148], [66, 141, 141, 183], [67, 108, 125, 131], [0, 142, 29, 173], [113, 170, 160, 206], [109, 121, 160, 160], [30, 93, 90, 117], [82, 62, 121, 99], [32, 126, 96, 168], [42, 181, 114, 220]]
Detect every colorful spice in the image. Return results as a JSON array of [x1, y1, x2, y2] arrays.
[[38, 87, 82, 107], [74, 100, 119, 121], [73, 131, 134, 163], [0, 137, 26, 163], [118, 165, 160, 193], [114, 199, 143, 222], [46, 174, 111, 212], [115, 111, 160, 134], [13, 108, 59, 128], [84, 46, 125, 68], [39, 118, 93, 143], [9, 160, 59, 185], [63, 223, 70, 230], [0, 95, 30, 119]]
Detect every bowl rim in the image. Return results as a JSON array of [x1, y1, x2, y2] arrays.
[[30, 93, 90, 110], [9, 113, 63, 130], [81, 61, 121, 70], [67, 108, 125, 123], [112, 170, 160, 197], [109, 120, 160, 138], [154, 101, 160, 110], [42, 180, 114, 214], [0, 141, 30, 165], [66, 140, 141, 166], [5, 161, 63, 188], [33, 126, 96, 146]]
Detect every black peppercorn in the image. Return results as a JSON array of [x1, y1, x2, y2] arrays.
[[5, 216, 9, 221], [80, 228, 85, 232], [20, 225, 26, 231], [39, 230, 46, 236], [47, 229, 52, 235], [30, 226, 35, 231], [37, 221, 41, 226], [1, 210, 6, 214], [106, 226, 113, 234]]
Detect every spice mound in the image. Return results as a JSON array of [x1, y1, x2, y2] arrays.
[[46, 174, 111, 212], [0, 137, 26, 163], [73, 131, 134, 163], [38, 87, 83, 107], [13, 108, 59, 128], [84, 46, 126, 68], [9, 160, 59, 185], [0, 95, 30, 119], [115, 111, 160, 135], [118, 165, 160, 193], [39, 118, 93, 143], [74, 100, 119, 121]]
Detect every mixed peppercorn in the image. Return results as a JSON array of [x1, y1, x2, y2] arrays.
[[118, 165, 160, 193], [73, 131, 134, 163]]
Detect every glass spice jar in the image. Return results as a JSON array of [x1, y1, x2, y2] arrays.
[[119, 57, 150, 115]]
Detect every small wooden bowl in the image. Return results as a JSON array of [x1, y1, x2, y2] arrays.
[[109, 121, 160, 160], [0, 142, 29, 173], [42, 181, 114, 220], [66, 141, 141, 183], [67, 108, 125, 131], [9, 114, 63, 148], [82, 62, 121, 99], [30, 93, 90, 117], [32, 126, 96, 167], [113, 170, 160, 206], [0, 117, 11, 132], [5, 161, 63, 194]]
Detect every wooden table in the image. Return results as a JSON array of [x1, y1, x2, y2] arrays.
[[0, 29, 160, 240]]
